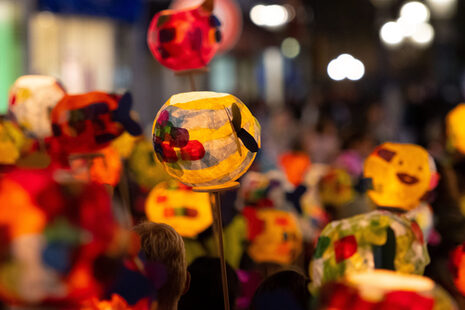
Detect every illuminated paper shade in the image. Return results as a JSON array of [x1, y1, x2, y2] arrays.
[[82, 294, 149, 310], [128, 139, 171, 190], [405, 203, 434, 242], [170, 0, 243, 53], [145, 181, 212, 238], [279, 151, 311, 187], [238, 171, 288, 209], [8, 75, 65, 138], [316, 270, 458, 310], [0, 168, 127, 305], [51, 92, 142, 154], [310, 210, 430, 288], [363, 142, 437, 211], [319, 168, 355, 207], [0, 120, 26, 165], [152, 92, 261, 189], [147, 0, 221, 71], [243, 207, 302, 265], [111, 132, 140, 159], [446, 104, 465, 154]]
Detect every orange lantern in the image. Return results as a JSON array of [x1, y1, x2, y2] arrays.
[[145, 181, 213, 238], [82, 294, 149, 310], [243, 207, 302, 265], [446, 104, 465, 154], [279, 151, 311, 187], [363, 142, 437, 211]]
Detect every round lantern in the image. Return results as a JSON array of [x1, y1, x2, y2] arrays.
[[111, 132, 140, 159], [310, 210, 430, 289], [319, 168, 355, 208], [145, 180, 213, 238], [147, 0, 222, 71], [447, 103, 465, 154], [170, 0, 243, 53], [451, 242, 465, 296], [0, 120, 26, 165], [51, 92, 142, 154], [0, 168, 128, 305], [316, 270, 458, 310], [243, 207, 302, 265], [8, 75, 66, 138], [363, 142, 437, 211], [152, 91, 260, 190], [128, 139, 171, 190]]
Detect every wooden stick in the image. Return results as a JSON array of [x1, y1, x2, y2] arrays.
[[188, 73, 197, 91], [210, 191, 230, 310]]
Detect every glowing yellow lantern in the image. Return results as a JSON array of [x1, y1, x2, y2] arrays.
[[145, 180, 213, 238], [446, 104, 465, 154], [319, 168, 355, 207], [0, 120, 26, 165], [316, 270, 457, 310], [363, 142, 437, 211], [128, 139, 171, 190], [152, 92, 260, 190], [111, 132, 141, 159], [243, 207, 302, 265], [8, 75, 66, 138], [310, 210, 430, 289]]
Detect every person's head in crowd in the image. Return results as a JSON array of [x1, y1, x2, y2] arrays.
[[133, 222, 189, 310], [249, 270, 311, 310], [178, 256, 239, 310]]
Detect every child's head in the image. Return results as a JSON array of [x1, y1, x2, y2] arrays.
[[133, 222, 188, 309]]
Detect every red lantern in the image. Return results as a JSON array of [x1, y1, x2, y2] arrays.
[[147, 0, 222, 71]]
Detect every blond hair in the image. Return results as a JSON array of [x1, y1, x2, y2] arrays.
[[133, 222, 187, 308]]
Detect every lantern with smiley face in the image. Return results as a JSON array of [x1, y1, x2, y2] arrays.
[[309, 210, 430, 289], [243, 207, 302, 265], [147, 0, 222, 71], [363, 142, 437, 211], [152, 91, 260, 190], [145, 180, 213, 238]]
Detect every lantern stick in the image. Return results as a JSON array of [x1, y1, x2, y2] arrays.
[[174, 67, 209, 92], [117, 164, 134, 228], [188, 73, 197, 91], [210, 191, 230, 310]]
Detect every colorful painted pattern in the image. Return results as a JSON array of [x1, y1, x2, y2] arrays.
[[152, 92, 260, 188], [310, 210, 430, 289]]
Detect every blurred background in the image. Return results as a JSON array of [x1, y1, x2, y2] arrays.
[[0, 0, 463, 161]]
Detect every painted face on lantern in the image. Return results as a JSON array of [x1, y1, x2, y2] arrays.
[[8, 75, 66, 138], [51, 92, 142, 154], [152, 91, 260, 189], [147, 0, 222, 71], [244, 208, 302, 265], [145, 181, 213, 238], [363, 142, 435, 210]]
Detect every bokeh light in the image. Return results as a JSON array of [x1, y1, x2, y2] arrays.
[[327, 54, 365, 81], [281, 37, 300, 59], [380, 21, 404, 46], [250, 4, 290, 28], [400, 1, 430, 24]]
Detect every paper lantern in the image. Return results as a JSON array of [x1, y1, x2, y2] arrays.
[[0, 120, 26, 165], [319, 168, 355, 207], [147, 0, 221, 71], [310, 210, 430, 288], [8, 75, 66, 138], [128, 139, 171, 190], [316, 270, 458, 310], [70, 146, 122, 186], [0, 168, 128, 305], [279, 152, 311, 187], [152, 92, 260, 189], [243, 207, 302, 264], [51, 92, 142, 154], [446, 104, 465, 154], [451, 242, 465, 296], [170, 0, 243, 53], [145, 180, 212, 238], [238, 171, 288, 209], [363, 142, 437, 211]]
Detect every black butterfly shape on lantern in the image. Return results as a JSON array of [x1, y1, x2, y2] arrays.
[[225, 103, 259, 155]]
